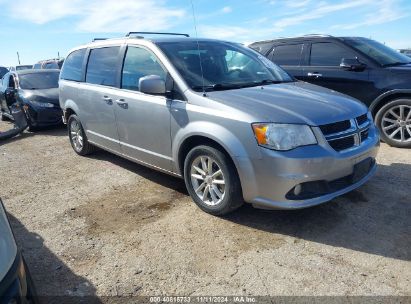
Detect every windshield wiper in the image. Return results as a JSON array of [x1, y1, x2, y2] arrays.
[[239, 79, 287, 88], [191, 80, 291, 92], [191, 83, 243, 92]]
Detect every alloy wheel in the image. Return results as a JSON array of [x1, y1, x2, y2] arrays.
[[190, 156, 226, 206], [70, 119, 84, 151], [381, 105, 411, 143]]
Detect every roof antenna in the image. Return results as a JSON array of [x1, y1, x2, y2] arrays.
[[190, 0, 206, 97]]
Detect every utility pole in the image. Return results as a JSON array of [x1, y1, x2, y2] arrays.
[[17, 52, 21, 65]]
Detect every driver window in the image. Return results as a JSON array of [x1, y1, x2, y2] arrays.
[[121, 46, 166, 92]]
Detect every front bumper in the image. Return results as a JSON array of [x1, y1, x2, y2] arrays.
[[237, 125, 380, 210], [0, 253, 35, 304], [25, 104, 62, 127]]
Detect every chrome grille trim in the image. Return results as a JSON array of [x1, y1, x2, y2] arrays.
[[320, 113, 371, 152]]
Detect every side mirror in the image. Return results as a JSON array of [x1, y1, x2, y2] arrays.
[[340, 58, 366, 71], [139, 75, 166, 95]]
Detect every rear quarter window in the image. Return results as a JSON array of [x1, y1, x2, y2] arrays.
[[86, 47, 120, 87], [60, 48, 86, 81], [249, 42, 273, 55], [270, 44, 303, 66]]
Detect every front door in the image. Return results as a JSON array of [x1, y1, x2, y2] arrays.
[[113, 45, 173, 171], [301, 42, 373, 102], [0, 74, 16, 115]]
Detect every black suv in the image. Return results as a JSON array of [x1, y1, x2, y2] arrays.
[[249, 35, 411, 148]]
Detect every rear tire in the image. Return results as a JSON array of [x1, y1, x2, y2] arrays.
[[375, 99, 411, 148], [184, 145, 244, 215], [68, 114, 95, 155]]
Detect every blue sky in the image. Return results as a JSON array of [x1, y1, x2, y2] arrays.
[[0, 0, 410, 67]]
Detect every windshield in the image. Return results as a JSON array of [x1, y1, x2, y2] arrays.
[[344, 38, 411, 66], [157, 40, 293, 91], [19, 72, 59, 90], [16, 65, 33, 70]]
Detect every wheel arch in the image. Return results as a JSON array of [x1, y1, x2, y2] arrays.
[[62, 99, 80, 123], [173, 122, 256, 177], [370, 89, 411, 117]]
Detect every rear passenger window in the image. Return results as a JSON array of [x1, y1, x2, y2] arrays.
[[60, 49, 86, 81], [310, 42, 354, 66], [271, 44, 303, 65], [121, 46, 166, 92], [250, 42, 273, 55], [86, 47, 120, 87]]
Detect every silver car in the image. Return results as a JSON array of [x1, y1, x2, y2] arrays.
[[59, 33, 379, 215]]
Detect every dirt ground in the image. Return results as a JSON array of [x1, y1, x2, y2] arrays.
[[0, 121, 410, 300]]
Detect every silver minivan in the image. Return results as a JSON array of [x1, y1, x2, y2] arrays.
[[59, 32, 379, 215]]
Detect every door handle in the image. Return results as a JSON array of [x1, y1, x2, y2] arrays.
[[102, 96, 112, 105], [115, 99, 128, 109], [307, 72, 322, 78]]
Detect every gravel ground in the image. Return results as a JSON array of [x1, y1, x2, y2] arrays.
[[0, 121, 410, 300]]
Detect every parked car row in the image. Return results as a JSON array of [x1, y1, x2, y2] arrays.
[[33, 58, 65, 70], [8, 65, 33, 71], [4, 58, 65, 73], [399, 48, 411, 58], [249, 35, 411, 148]]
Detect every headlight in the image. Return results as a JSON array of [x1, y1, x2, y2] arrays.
[[30, 100, 54, 108], [252, 123, 317, 151], [0, 201, 18, 281]]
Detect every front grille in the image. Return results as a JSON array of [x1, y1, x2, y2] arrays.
[[356, 114, 368, 126], [319, 113, 371, 152], [328, 136, 355, 151], [361, 129, 369, 142], [319, 120, 351, 135]]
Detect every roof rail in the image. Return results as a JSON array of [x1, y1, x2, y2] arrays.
[[92, 38, 108, 42], [301, 34, 334, 37], [126, 32, 190, 38]]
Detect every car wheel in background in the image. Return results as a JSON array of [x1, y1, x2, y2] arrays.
[[184, 145, 244, 215], [68, 114, 95, 155], [375, 99, 411, 148]]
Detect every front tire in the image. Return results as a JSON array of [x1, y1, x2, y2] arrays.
[[184, 145, 244, 215], [375, 99, 411, 148], [68, 114, 95, 155]]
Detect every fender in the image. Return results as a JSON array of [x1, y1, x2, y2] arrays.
[[172, 121, 257, 163], [369, 89, 411, 114], [62, 99, 81, 122], [172, 121, 260, 201]]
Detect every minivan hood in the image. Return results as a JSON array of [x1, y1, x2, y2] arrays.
[[20, 88, 59, 105], [206, 81, 367, 126]]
